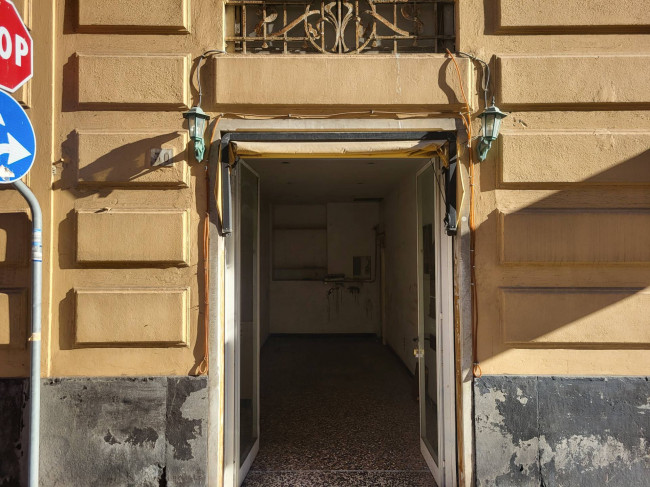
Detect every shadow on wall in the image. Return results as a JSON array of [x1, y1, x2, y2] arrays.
[[48, 129, 206, 373], [0, 208, 31, 349], [476, 145, 650, 361], [54, 130, 186, 196], [473, 133, 650, 483]]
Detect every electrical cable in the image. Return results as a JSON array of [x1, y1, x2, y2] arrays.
[[456, 51, 491, 109], [431, 157, 448, 209], [193, 116, 222, 376], [215, 109, 445, 119], [196, 49, 227, 107], [445, 49, 481, 378], [190, 50, 226, 376]]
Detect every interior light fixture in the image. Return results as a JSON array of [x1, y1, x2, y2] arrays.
[[183, 106, 210, 162], [477, 97, 507, 161]]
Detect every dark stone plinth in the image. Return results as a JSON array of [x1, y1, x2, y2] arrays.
[[0, 379, 28, 487], [0, 376, 207, 487], [475, 376, 650, 487]]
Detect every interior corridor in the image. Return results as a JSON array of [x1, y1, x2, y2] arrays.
[[242, 335, 437, 487]]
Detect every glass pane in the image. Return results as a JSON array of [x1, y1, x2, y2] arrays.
[[188, 118, 197, 138], [417, 164, 439, 464], [484, 115, 495, 138], [240, 165, 259, 462], [195, 117, 206, 138]]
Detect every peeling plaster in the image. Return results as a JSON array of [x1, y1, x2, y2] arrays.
[[474, 382, 539, 486], [475, 376, 650, 487], [516, 387, 529, 405], [166, 378, 205, 461], [539, 434, 633, 472], [637, 401, 650, 414]]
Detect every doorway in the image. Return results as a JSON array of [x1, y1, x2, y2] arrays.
[[218, 132, 458, 486]]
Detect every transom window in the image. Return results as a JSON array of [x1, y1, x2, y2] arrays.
[[225, 0, 455, 54]]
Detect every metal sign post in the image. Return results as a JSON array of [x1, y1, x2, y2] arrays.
[[12, 180, 41, 487]]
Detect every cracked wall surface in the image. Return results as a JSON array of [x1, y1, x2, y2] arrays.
[[0, 377, 207, 487], [474, 376, 650, 487]]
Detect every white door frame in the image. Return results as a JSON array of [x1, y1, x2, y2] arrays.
[[416, 159, 457, 487], [215, 129, 460, 486], [223, 160, 261, 487]]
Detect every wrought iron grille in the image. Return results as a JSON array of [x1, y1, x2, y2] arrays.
[[225, 0, 455, 54]]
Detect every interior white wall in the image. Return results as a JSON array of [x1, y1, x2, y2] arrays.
[[327, 203, 377, 277], [383, 171, 420, 373], [269, 202, 381, 334]]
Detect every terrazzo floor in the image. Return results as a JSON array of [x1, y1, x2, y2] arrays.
[[241, 335, 438, 487]]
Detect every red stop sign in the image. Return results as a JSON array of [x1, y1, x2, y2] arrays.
[[0, 0, 32, 93]]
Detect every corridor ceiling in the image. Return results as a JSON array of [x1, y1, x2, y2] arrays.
[[246, 157, 430, 203]]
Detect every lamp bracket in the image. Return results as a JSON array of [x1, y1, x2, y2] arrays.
[[477, 138, 492, 162]]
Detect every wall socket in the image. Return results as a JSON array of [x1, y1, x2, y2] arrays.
[[150, 148, 174, 167]]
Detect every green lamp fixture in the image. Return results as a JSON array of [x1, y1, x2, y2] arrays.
[[477, 98, 507, 161], [183, 106, 210, 162]]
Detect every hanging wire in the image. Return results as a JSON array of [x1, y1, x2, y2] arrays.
[[196, 49, 227, 106], [445, 49, 482, 378], [431, 158, 448, 209], [455, 51, 490, 109], [211, 109, 448, 119]]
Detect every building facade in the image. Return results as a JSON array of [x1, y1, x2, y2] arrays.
[[0, 0, 648, 486]]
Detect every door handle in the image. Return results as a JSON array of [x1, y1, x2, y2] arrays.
[[413, 334, 435, 350]]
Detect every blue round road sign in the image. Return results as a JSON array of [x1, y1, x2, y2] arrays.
[[0, 90, 35, 183]]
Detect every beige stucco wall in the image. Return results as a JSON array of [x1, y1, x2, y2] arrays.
[[0, 0, 222, 377], [0, 0, 648, 379], [459, 0, 650, 376], [0, 0, 50, 377]]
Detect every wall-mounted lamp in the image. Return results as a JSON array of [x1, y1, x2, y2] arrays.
[[477, 98, 507, 161], [183, 106, 210, 162]]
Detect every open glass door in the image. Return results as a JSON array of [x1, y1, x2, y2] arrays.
[[416, 160, 456, 486], [230, 161, 260, 486]]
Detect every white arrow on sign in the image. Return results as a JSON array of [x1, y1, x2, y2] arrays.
[[0, 132, 31, 164]]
